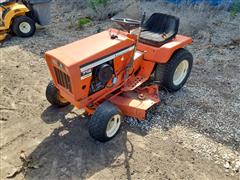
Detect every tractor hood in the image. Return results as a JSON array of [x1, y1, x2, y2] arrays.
[[45, 30, 135, 68]]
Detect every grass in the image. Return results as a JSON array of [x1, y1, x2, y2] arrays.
[[67, 17, 92, 30], [230, 0, 240, 17], [88, 0, 109, 12], [78, 17, 92, 28], [87, 0, 111, 20]]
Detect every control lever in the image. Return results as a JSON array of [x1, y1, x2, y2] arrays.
[[125, 12, 146, 80]]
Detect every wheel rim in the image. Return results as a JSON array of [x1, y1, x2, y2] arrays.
[[106, 114, 121, 138], [19, 22, 31, 34], [173, 60, 189, 86], [57, 94, 68, 104]]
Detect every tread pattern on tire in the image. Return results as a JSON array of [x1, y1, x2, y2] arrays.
[[154, 48, 193, 92], [12, 16, 36, 37], [88, 101, 122, 142]]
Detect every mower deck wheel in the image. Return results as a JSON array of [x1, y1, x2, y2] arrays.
[[12, 16, 36, 37], [46, 81, 69, 107], [154, 48, 193, 92], [88, 101, 122, 142]]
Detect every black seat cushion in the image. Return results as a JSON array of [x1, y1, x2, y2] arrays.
[[138, 13, 179, 46]]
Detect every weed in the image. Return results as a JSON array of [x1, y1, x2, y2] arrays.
[[230, 0, 240, 17], [87, 0, 111, 20], [78, 17, 92, 28], [88, 0, 109, 12]]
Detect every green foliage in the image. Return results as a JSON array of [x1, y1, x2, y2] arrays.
[[78, 17, 92, 28], [88, 0, 109, 12], [68, 17, 92, 30], [230, 0, 240, 17]]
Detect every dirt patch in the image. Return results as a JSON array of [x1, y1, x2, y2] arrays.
[[0, 0, 240, 179]]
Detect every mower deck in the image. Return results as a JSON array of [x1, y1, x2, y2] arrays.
[[110, 85, 160, 120]]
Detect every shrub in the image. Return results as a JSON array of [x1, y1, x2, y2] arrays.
[[230, 0, 240, 17], [88, 0, 109, 11], [68, 17, 92, 30], [78, 17, 92, 28], [87, 0, 111, 20]]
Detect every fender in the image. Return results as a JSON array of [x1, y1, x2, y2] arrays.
[[137, 35, 192, 63], [0, 3, 29, 30]]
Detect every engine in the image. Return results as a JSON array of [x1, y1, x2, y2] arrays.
[[89, 62, 114, 94]]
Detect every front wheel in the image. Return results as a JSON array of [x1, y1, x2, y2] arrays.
[[12, 16, 36, 37], [154, 49, 193, 92], [88, 101, 122, 142], [46, 81, 69, 107]]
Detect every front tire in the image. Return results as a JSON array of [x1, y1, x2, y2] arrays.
[[154, 49, 193, 92], [46, 81, 69, 107], [88, 101, 122, 142], [12, 16, 36, 37]]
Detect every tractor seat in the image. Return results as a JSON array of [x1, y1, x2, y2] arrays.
[[136, 13, 179, 47], [0, 0, 16, 6]]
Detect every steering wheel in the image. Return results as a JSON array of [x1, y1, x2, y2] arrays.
[[111, 17, 140, 25], [111, 17, 140, 32]]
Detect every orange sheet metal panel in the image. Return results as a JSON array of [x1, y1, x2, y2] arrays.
[[137, 35, 192, 63], [45, 30, 135, 67], [110, 85, 160, 120], [81, 50, 145, 109], [45, 29, 136, 103], [111, 96, 147, 119]]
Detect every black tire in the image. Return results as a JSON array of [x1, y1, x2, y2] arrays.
[[154, 48, 193, 92], [88, 101, 122, 142], [46, 81, 69, 107], [12, 16, 36, 37]]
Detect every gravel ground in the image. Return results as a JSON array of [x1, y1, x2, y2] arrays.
[[138, 0, 240, 149], [0, 0, 240, 179]]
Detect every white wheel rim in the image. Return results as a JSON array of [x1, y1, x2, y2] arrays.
[[173, 60, 189, 86], [106, 114, 121, 138], [19, 22, 31, 34]]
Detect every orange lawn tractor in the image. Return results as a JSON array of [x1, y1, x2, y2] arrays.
[[45, 13, 193, 142]]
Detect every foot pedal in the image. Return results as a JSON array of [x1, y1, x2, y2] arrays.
[[121, 76, 147, 92]]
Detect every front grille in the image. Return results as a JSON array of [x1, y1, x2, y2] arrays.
[[54, 67, 72, 92]]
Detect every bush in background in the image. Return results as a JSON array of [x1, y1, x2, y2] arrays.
[[78, 17, 92, 28], [230, 0, 240, 16], [88, 0, 109, 11], [87, 0, 112, 20]]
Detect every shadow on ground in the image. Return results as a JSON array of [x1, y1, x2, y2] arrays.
[[25, 105, 138, 180], [25, 86, 240, 179]]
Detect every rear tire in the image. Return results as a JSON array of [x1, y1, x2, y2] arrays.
[[154, 49, 193, 92], [46, 81, 69, 107], [88, 101, 122, 142], [12, 16, 36, 37]]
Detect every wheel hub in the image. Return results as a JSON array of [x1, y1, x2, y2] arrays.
[[19, 22, 31, 34], [106, 114, 121, 138], [173, 60, 189, 86]]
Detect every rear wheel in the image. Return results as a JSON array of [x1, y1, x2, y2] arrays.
[[88, 101, 122, 142], [154, 49, 193, 92], [46, 81, 69, 107], [12, 16, 36, 37]]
